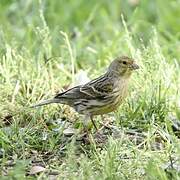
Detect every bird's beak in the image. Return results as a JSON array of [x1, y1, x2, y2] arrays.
[[130, 63, 139, 70]]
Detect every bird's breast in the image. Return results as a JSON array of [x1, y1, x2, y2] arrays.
[[114, 78, 129, 97]]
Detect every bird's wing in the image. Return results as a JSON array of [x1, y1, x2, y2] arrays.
[[54, 75, 114, 101], [80, 75, 114, 98]]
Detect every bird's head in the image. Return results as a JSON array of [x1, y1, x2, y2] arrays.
[[108, 56, 139, 77]]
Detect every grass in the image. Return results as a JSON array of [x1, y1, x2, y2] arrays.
[[0, 0, 180, 179]]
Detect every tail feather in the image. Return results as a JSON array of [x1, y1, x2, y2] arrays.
[[31, 98, 60, 108]]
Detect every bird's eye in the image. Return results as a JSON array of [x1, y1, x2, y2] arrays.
[[122, 61, 127, 65]]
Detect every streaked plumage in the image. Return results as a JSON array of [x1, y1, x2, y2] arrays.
[[32, 56, 139, 130]]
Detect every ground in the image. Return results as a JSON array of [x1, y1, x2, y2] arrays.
[[0, 0, 180, 179]]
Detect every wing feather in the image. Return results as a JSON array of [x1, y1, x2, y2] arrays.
[[80, 75, 114, 98], [54, 75, 114, 102]]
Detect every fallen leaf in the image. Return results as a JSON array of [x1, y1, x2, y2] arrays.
[[63, 127, 76, 136], [29, 165, 46, 175]]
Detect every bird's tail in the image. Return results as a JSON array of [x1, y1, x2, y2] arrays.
[[31, 98, 60, 108]]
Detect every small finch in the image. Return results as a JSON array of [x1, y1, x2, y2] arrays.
[[32, 56, 139, 130]]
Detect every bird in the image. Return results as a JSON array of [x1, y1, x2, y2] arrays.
[[32, 56, 139, 131]]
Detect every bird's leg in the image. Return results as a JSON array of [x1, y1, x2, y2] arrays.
[[81, 115, 94, 144], [90, 115, 98, 131], [82, 115, 97, 132], [82, 115, 90, 134]]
